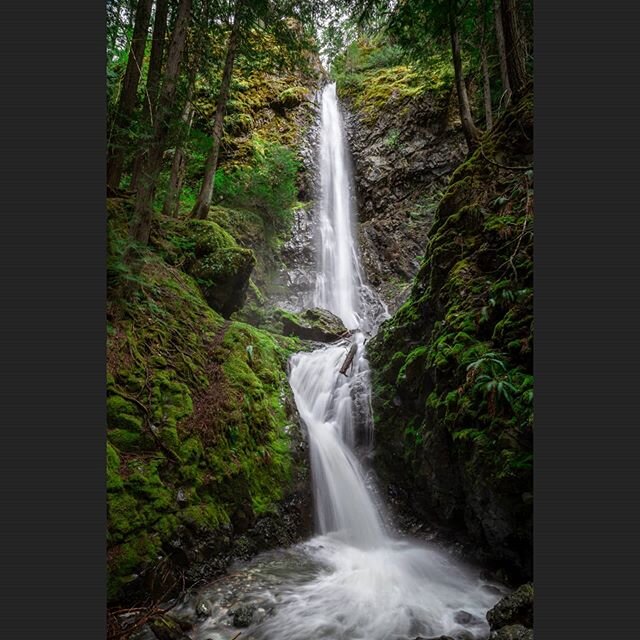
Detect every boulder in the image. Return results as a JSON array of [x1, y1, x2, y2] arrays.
[[148, 614, 192, 640], [231, 604, 256, 628], [279, 307, 348, 342], [182, 220, 256, 317], [489, 624, 533, 640], [195, 600, 211, 619], [487, 583, 534, 631]]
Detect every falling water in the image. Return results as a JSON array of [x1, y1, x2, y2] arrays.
[[257, 83, 503, 639], [314, 83, 365, 330], [294, 83, 385, 545], [182, 83, 505, 640]]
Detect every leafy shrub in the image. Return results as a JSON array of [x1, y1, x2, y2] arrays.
[[214, 136, 299, 232]]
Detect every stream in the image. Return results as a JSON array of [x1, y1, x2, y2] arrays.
[[170, 83, 506, 640]]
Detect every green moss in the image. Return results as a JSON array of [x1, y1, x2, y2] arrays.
[[369, 91, 533, 493], [107, 200, 302, 603], [109, 428, 144, 452], [396, 346, 429, 385], [333, 37, 454, 124], [149, 370, 193, 432], [107, 395, 143, 432], [275, 85, 309, 108]]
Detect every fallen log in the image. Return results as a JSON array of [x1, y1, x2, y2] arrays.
[[340, 342, 358, 376]]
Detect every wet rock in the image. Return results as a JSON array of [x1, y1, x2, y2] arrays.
[[453, 610, 481, 625], [452, 632, 474, 640], [341, 89, 466, 312], [231, 604, 257, 627], [148, 614, 192, 640], [487, 583, 534, 630], [195, 600, 211, 619], [165, 611, 194, 632], [489, 624, 533, 640], [279, 307, 348, 342], [253, 606, 268, 624], [271, 202, 318, 311]]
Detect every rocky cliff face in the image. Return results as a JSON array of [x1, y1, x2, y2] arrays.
[[340, 79, 466, 311], [368, 91, 534, 581]]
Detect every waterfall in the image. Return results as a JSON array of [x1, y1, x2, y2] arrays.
[[269, 83, 503, 639], [290, 83, 384, 546], [314, 83, 364, 331], [185, 83, 505, 640], [289, 334, 383, 548]]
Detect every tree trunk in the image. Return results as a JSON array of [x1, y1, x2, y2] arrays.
[[481, 47, 493, 129], [449, 12, 481, 150], [340, 343, 358, 376], [107, 0, 154, 190], [478, 0, 493, 130], [191, 2, 244, 220], [130, 0, 170, 190], [130, 0, 192, 245], [146, 0, 169, 115], [493, 0, 511, 107], [500, 0, 528, 100], [163, 102, 194, 216]]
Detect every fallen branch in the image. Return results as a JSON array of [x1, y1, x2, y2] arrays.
[[340, 343, 358, 376]]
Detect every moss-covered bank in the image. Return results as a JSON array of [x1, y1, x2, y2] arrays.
[[368, 90, 533, 579], [107, 200, 311, 604]]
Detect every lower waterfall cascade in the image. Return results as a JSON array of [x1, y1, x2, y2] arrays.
[[175, 83, 506, 640]]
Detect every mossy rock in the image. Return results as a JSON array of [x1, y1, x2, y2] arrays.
[[182, 219, 257, 316], [488, 625, 533, 640], [487, 583, 534, 631], [277, 307, 348, 342], [148, 614, 192, 640], [367, 90, 534, 579], [272, 85, 310, 112]]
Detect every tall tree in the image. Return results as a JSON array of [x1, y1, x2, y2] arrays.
[[493, 0, 511, 106], [380, 0, 482, 149], [448, 7, 481, 148], [130, 0, 193, 245], [500, 0, 528, 100], [130, 0, 170, 190], [107, 0, 154, 190], [190, 0, 245, 220], [163, 91, 195, 216], [145, 0, 170, 117], [478, 0, 493, 129]]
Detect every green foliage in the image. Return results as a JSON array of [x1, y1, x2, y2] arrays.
[[106, 199, 301, 603], [214, 136, 299, 232], [332, 36, 454, 123], [384, 128, 400, 148], [368, 91, 533, 498]]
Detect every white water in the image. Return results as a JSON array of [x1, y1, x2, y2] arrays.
[[252, 83, 503, 639], [184, 83, 504, 640], [314, 83, 367, 331]]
